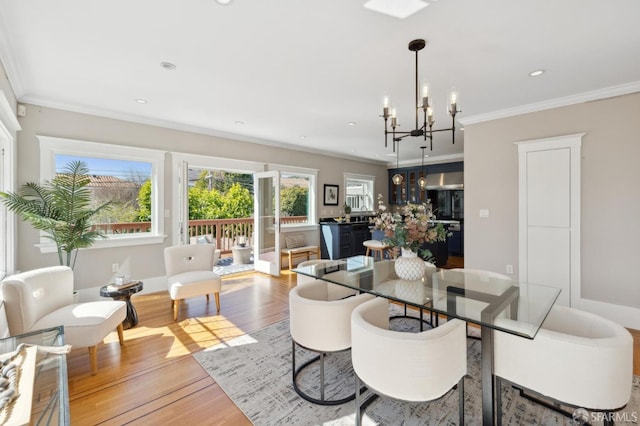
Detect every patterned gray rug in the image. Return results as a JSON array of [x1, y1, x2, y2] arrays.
[[193, 310, 640, 425]]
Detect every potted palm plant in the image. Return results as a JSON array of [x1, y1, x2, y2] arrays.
[[1, 160, 111, 269]]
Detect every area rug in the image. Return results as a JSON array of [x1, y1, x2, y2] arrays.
[[214, 256, 254, 276], [193, 309, 640, 425]]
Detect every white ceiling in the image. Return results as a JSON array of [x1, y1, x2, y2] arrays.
[[1, 0, 639, 166]]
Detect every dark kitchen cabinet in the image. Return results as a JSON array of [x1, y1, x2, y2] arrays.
[[320, 222, 369, 259], [448, 229, 463, 256], [350, 223, 369, 255], [388, 161, 463, 205]]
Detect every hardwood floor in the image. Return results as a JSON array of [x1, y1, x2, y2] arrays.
[[67, 269, 640, 425], [67, 271, 296, 425]]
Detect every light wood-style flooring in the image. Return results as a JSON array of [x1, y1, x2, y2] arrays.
[[67, 269, 640, 425]]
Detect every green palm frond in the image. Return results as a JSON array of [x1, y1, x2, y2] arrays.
[[1, 160, 112, 268]]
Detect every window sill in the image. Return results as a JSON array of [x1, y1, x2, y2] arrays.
[[36, 234, 168, 253]]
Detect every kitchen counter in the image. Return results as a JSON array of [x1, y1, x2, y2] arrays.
[[319, 220, 371, 226], [429, 219, 461, 224]]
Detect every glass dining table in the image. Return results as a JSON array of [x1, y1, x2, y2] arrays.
[[293, 255, 561, 426]]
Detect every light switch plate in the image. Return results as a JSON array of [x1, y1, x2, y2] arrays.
[[479, 209, 489, 218]]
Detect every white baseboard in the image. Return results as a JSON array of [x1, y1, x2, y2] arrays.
[[77, 275, 167, 302], [576, 297, 640, 330]]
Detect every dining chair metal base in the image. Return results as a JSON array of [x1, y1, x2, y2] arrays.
[[496, 378, 622, 426], [355, 374, 464, 426], [292, 340, 357, 406], [390, 304, 435, 331]]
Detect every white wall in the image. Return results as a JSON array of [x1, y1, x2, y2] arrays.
[[14, 104, 388, 289], [465, 92, 640, 327]]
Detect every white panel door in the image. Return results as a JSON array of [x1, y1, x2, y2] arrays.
[[518, 134, 582, 307], [527, 148, 570, 228], [527, 227, 571, 306]]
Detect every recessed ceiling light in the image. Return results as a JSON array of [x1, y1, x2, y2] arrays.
[[460, 127, 464, 131], [216, 0, 232, 4], [235, 121, 244, 125], [347, 122, 357, 126], [160, 62, 176, 70], [363, 0, 428, 19], [529, 69, 545, 77], [135, 98, 147, 104], [386, 153, 396, 157], [351, 149, 357, 152], [424, 154, 429, 158], [299, 135, 307, 139]]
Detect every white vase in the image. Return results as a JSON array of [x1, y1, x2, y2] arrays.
[[394, 248, 426, 280]]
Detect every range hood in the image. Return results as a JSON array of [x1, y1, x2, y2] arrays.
[[423, 171, 464, 189]]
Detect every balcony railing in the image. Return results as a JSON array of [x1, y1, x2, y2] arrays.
[[91, 216, 308, 254]]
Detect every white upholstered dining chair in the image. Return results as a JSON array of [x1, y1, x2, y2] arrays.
[[494, 305, 633, 424], [295, 259, 357, 300], [289, 279, 374, 405], [1, 266, 126, 375], [351, 297, 467, 425]]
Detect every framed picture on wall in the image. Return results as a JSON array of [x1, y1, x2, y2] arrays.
[[323, 184, 339, 205]]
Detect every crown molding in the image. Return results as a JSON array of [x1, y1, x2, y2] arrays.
[[460, 81, 640, 126], [386, 152, 464, 168]]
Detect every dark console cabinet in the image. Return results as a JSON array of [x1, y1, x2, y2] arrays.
[[320, 222, 369, 259]]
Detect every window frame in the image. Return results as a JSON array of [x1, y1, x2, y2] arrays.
[[0, 92, 20, 278], [343, 173, 376, 214], [268, 163, 318, 232], [37, 135, 166, 252]]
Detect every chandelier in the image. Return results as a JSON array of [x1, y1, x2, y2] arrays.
[[381, 39, 461, 152]]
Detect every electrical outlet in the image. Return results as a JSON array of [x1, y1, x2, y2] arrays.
[[506, 264, 513, 274], [112, 263, 119, 273]]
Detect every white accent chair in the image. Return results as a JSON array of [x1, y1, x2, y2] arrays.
[[351, 297, 467, 425], [289, 280, 374, 405], [494, 305, 633, 425], [1, 266, 126, 375], [164, 244, 222, 321]]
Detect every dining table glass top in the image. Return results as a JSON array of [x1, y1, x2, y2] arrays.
[[293, 255, 561, 339]]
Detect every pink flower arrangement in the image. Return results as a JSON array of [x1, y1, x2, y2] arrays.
[[370, 194, 448, 259]]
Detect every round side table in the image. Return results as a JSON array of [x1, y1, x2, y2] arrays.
[[99, 281, 144, 329], [231, 245, 252, 264]]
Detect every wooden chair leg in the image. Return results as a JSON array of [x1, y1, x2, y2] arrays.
[[116, 323, 124, 346], [215, 292, 220, 313], [89, 345, 98, 375], [173, 299, 180, 321], [365, 247, 370, 257], [206, 294, 210, 303]]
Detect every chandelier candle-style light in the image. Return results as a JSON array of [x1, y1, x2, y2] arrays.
[[418, 146, 427, 190], [381, 39, 461, 152]]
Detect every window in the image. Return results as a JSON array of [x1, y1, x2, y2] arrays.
[[344, 173, 375, 213], [38, 136, 166, 251], [269, 165, 318, 229]]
